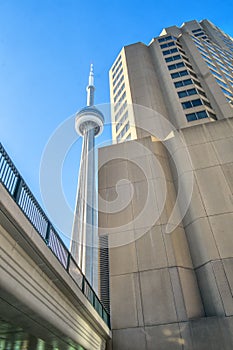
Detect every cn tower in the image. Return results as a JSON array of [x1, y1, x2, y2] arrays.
[[70, 65, 104, 292]]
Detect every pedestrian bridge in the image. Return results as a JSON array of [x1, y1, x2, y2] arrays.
[[0, 144, 111, 350]]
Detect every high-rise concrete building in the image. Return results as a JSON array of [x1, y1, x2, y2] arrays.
[[99, 19, 233, 349], [109, 19, 233, 142], [71, 65, 104, 293]]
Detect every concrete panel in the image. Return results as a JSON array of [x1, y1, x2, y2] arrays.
[[105, 160, 129, 189], [110, 273, 140, 329], [132, 179, 161, 229], [213, 137, 233, 164], [209, 213, 233, 258], [105, 184, 134, 230], [205, 119, 233, 141], [109, 241, 138, 276], [127, 156, 154, 183], [188, 316, 233, 350], [181, 124, 210, 146], [195, 166, 233, 216], [223, 258, 233, 295], [188, 142, 219, 169], [135, 226, 167, 271], [140, 268, 177, 325], [169, 267, 187, 321], [212, 260, 233, 316], [185, 218, 219, 268], [171, 227, 193, 269], [112, 327, 146, 350], [183, 177, 206, 227], [178, 268, 204, 319], [145, 323, 183, 350], [222, 162, 233, 194], [196, 263, 224, 316]]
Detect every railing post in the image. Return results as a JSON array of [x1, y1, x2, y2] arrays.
[[45, 222, 51, 245], [13, 176, 23, 203], [82, 276, 85, 294], [66, 252, 71, 272]]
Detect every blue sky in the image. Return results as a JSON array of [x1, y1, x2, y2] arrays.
[[0, 0, 233, 240]]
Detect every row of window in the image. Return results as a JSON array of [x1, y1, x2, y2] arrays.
[[116, 111, 128, 131], [158, 35, 175, 43], [215, 77, 229, 89], [194, 32, 205, 37], [192, 28, 202, 33], [178, 88, 197, 98], [199, 46, 233, 84], [116, 121, 129, 141], [114, 83, 125, 102], [160, 41, 175, 49], [186, 110, 217, 122], [221, 87, 233, 98], [186, 110, 208, 122], [168, 62, 185, 70], [165, 54, 181, 62], [112, 61, 122, 79], [162, 48, 178, 56], [182, 97, 212, 110], [113, 75, 124, 94], [209, 68, 222, 79], [182, 98, 202, 109], [114, 92, 126, 111], [112, 56, 121, 73], [113, 68, 123, 87], [114, 101, 127, 120], [174, 77, 201, 88], [171, 69, 188, 78]]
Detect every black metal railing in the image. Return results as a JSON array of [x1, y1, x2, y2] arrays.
[[0, 143, 110, 328]]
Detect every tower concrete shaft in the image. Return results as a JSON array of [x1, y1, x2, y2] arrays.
[[70, 65, 104, 293]]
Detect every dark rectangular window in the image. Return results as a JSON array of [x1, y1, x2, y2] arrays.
[[186, 110, 208, 122], [186, 113, 197, 121], [182, 101, 192, 109], [184, 79, 193, 86], [174, 81, 183, 87], [171, 70, 188, 79], [165, 54, 181, 62], [197, 111, 208, 119], [195, 32, 205, 37], [162, 48, 178, 55], [182, 98, 202, 109], [168, 62, 185, 70], [192, 28, 202, 33], [158, 35, 172, 43], [178, 88, 197, 98], [160, 41, 175, 49], [192, 98, 202, 107]]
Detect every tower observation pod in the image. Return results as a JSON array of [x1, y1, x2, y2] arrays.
[[70, 64, 104, 293]]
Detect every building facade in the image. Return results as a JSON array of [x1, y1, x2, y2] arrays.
[[109, 19, 233, 142], [99, 19, 233, 349]]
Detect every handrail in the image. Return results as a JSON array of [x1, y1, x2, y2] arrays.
[[0, 143, 110, 328]]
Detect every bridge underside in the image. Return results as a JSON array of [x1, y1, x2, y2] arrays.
[[0, 317, 75, 350], [0, 183, 110, 350]]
